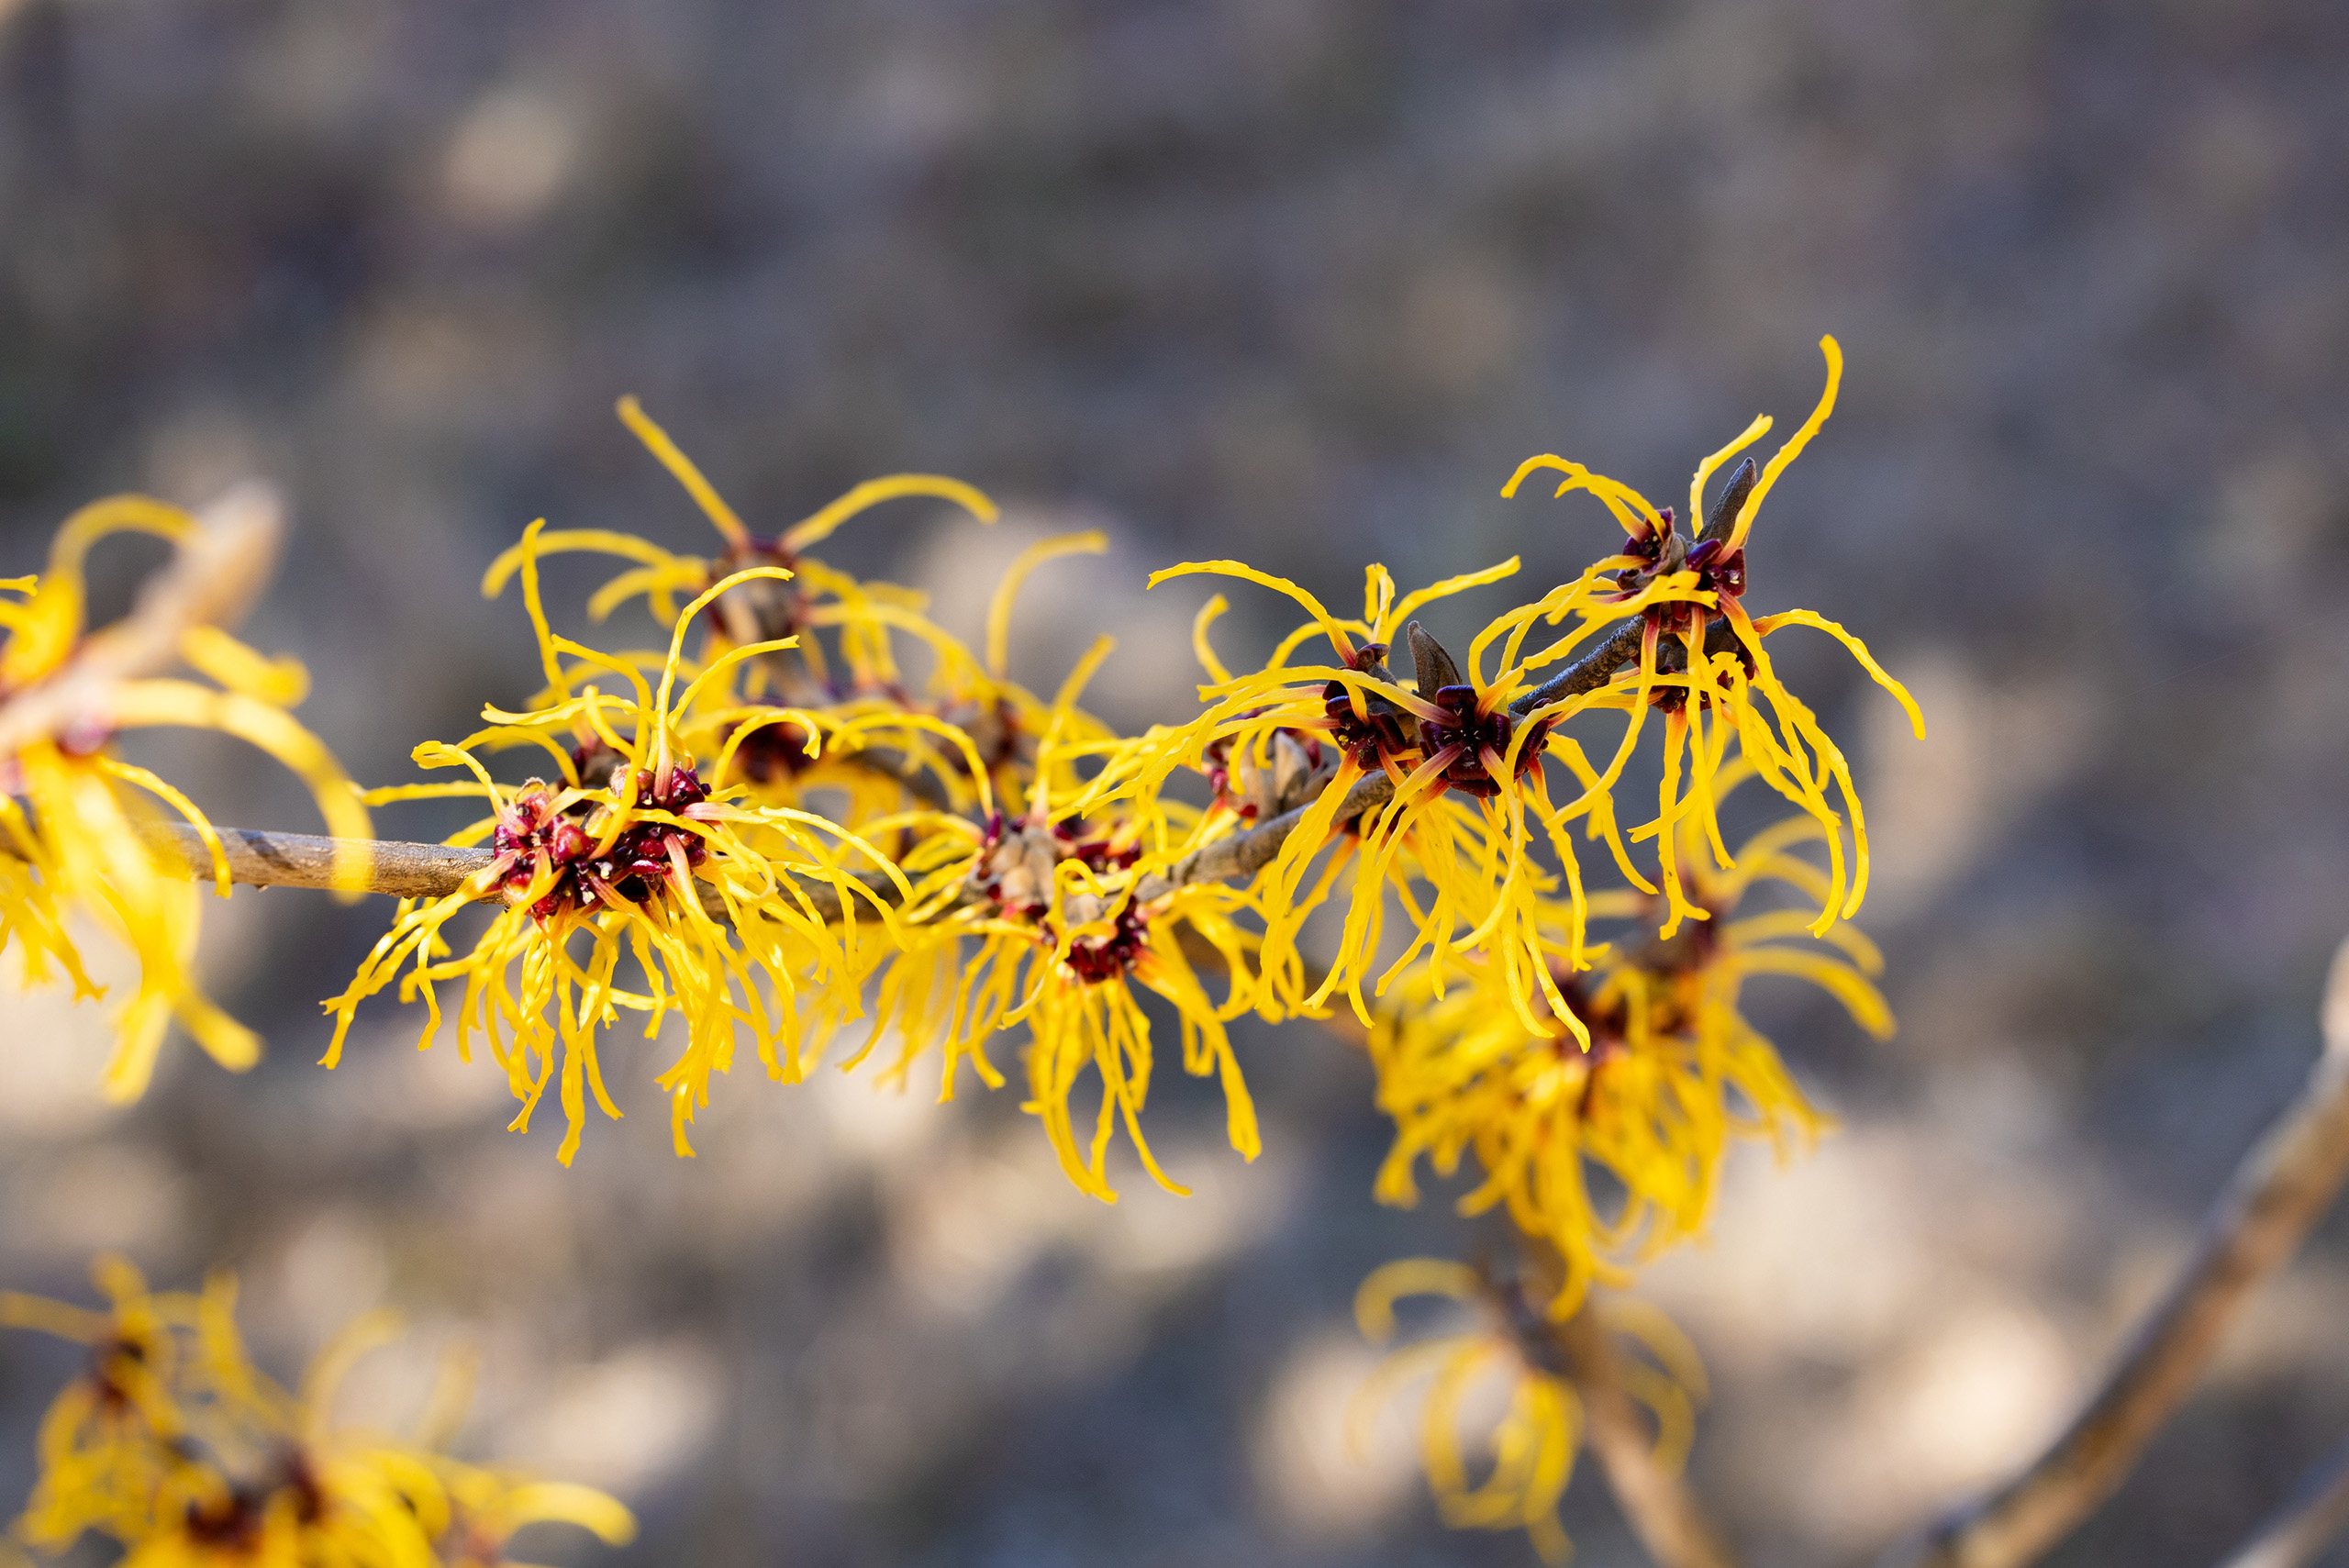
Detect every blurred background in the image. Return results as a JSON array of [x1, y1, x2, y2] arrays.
[[4, 1, 2348, 1563]]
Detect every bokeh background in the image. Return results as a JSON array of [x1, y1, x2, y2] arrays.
[[5, 1, 2349, 1563]]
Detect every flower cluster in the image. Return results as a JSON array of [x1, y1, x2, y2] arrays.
[[308, 342, 1913, 1215], [0, 1255, 631, 1567], [3, 340, 1920, 1563], [1366, 765, 1890, 1318]]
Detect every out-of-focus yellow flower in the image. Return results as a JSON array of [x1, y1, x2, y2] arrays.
[[327, 524, 914, 1164], [1352, 1260, 1704, 1564], [0, 1255, 632, 1568], [1369, 779, 1888, 1316], [0, 486, 371, 1100]]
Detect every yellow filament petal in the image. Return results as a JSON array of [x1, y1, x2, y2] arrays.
[[1728, 334, 1842, 551], [179, 625, 308, 706], [482, 528, 686, 599], [1687, 413, 1774, 539], [1189, 593, 1233, 684], [985, 529, 1108, 679], [1382, 557, 1521, 644], [781, 473, 998, 555], [617, 395, 750, 548], [1355, 1258, 1482, 1340], [104, 679, 374, 898], [1148, 560, 1356, 665], [92, 756, 231, 896]]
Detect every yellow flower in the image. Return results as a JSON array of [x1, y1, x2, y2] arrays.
[[1352, 1260, 1704, 1564], [0, 486, 371, 1100], [1369, 782, 1888, 1315], [480, 395, 996, 709], [828, 683, 1264, 1202], [479, 398, 1030, 845], [1128, 556, 1609, 1034], [0, 1256, 633, 1568], [1501, 334, 1923, 939], [1122, 338, 1920, 1046], [326, 527, 913, 1164]]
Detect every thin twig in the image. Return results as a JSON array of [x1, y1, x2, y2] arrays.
[[115, 820, 887, 925], [1507, 618, 1648, 717], [141, 821, 487, 898], [2216, 1434, 2349, 1568], [833, 745, 952, 809], [11, 762, 1386, 923], [1132, 769, 1397, 900], [1505, 460, 1754, 720], [1553, 1295, 1739, 1568], [1882, 936, 2349, 1568]]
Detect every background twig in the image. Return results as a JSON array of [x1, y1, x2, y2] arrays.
[[1882, 936, 2349, 1568], [137, 820, 485, 898], [1553, 1296, 1739, 1568]]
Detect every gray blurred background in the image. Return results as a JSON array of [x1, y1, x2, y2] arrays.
[[4, 1, 2348, 1564]]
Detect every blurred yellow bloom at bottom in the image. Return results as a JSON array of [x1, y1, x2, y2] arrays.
[[1353, 1259, 1704, 1564], [0, 1256, 632, 1568]]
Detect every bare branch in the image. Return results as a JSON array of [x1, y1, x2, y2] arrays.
[[142, 821, 490, 899], [2217, 1434, 2349, 1568], [96, 820, 889, 926], [1882, 936, 2349, 1568], [1554, 1301, 1740, 1568], [1131, 769, 1397, 900], [1506, 618, 1647, 718]]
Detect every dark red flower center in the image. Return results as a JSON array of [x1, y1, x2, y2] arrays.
[[491, 765, 711, 919]]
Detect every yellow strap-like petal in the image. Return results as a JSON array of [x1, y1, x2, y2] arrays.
[[985, 529, 1107, 679], [617, 394, 750, 547], [782, 473, 997, 554]]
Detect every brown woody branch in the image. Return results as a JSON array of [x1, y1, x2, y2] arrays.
[[1505, 459, 1754, 720], [138, 821, 486, 899], [116, 820, 886, 925], [1554, 1304, 1739, 1568], [1881, 937, 2349, 1568], [1517, 1236, 1736, 1568], [1131, 768, 1397, 900]]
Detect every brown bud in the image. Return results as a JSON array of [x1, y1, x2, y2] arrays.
[[1407, 620, 1463, 698], [1698, 456, 1758, 544]]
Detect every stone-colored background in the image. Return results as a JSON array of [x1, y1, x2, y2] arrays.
[[4, 2, 2347, 1564]]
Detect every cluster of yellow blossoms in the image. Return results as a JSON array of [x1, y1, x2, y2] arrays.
[[0, 1257, 631, 1567], [1, 337, 1917, 1562]]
